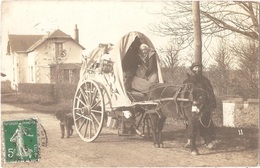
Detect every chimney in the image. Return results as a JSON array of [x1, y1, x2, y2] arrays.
[[74, 24, 79, 43]]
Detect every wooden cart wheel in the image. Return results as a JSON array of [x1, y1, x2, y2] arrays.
[[73, 80, 105, 142], [39, 123, 48, 147]]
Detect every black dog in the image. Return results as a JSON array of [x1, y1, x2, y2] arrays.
[[55, 110, 74, 138]]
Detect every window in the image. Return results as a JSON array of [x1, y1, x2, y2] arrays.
[[13, 68, 15, 83], [69, 69, 73, 84], [50, 65, 57, 83], [63, 69, 73, 84], [29, 66, 34, 82], [63, 69, 78, 84], [55, 43, 63, 58]]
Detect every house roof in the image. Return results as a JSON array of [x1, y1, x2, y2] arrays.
[[27, 29, 85, 52], [8, 35, 43, 53], [8, 29, 85, 53], [49, 29, 71, 38]]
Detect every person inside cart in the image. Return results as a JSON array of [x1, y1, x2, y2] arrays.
[[131, 43, 158, 92], [122, 43, 158, 134]]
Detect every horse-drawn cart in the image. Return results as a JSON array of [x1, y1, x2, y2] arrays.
[[72, 31, 193, 143]]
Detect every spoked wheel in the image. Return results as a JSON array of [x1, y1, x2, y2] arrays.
[[39, 123, 48, 147], [73, 80, 105, 142]]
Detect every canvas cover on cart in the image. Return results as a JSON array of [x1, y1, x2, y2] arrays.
[[79, 31, 163, 108]]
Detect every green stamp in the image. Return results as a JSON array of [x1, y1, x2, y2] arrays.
[[3, 118, 40, 163]]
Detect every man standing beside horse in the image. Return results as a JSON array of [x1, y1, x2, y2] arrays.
[[184, 62, 219, 149]]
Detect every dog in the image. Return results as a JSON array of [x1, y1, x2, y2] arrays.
[[55, 109, 74, 138]]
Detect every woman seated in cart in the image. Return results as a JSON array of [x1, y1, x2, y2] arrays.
[[131, 43, 158, 92], [124, 43, 158, 93]]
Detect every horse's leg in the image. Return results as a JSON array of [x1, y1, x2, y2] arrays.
[[60, 123, 65, 139], [66, 124, 71, 138], [187, 117, 199, 155], [184, 139, 191, 148], [157, 115, 166, 148], [144, 115, 151, 138], [184, 123, 191, 148], [149, 113, 159, 147], [185, 123, 201, 148], [200, 119, 217, 150], [70, 125, 74, 136]]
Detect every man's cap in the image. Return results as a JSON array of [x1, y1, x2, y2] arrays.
[[190, 62, 202, 70]]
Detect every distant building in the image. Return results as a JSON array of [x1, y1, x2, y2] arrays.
[[6, 25, 85, 89]]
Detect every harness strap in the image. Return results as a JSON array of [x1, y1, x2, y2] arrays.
[[174, 84, 195, 125], [199, 111, 212, 128], [174, 100, 188, 125], [188, 84, 194, 101], [180, 83, 188, 99], [173, 86, 182, 101], [145, 83, 196, 126]]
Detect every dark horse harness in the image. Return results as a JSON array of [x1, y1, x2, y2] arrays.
[[146, 83, 208, 126]]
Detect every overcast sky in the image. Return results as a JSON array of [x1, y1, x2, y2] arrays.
[[1, 0, 171, 77], [1, 1, 168, 52]]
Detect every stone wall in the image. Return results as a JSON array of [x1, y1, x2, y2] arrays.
[[223, 98, 259, 128]]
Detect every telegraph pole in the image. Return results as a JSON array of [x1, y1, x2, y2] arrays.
[[192, 1, 202, 65]]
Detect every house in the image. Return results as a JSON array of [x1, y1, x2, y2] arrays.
[[7, 25, 85, 89]]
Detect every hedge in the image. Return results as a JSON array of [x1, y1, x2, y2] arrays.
[[19, 83, 54, 96], [18, 83, 77, 103], [53, 84, 77, 100], [1, 80, 14, 94]]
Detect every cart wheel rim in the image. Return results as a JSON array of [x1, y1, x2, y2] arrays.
[[73, 80, 105, 142]]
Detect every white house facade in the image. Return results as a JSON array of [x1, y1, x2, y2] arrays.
[[7, 25, 85, 89]]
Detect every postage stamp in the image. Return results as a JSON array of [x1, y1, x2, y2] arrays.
[[3, 118, 40, 163]]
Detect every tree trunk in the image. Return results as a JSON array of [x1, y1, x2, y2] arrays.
[[192, 1, 202, 65]]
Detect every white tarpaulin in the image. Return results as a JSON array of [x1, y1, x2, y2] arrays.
[[79, 31, 163, 108]]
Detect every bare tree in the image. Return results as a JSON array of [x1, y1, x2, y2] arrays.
[[149, 1, 259, 99], [213, 39, 235, 70], [149, 1, 259, 49], [158, 1, 203, 79], [158, 37, 184, 68], [231, 39, 259, 98], [209, 38, 235, 96], [158, 45, 179, 68]]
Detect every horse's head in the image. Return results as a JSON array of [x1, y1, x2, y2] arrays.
[[189, 84, 208, 114], [182, 73, 209, 113]]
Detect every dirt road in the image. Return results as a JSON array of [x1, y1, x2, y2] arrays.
[[1, 103, 258, 167]]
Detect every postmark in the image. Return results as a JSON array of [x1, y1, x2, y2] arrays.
[[3, 118, 40, 163]]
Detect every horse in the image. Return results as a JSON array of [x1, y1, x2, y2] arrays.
[[144, 77, 209, 155]]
